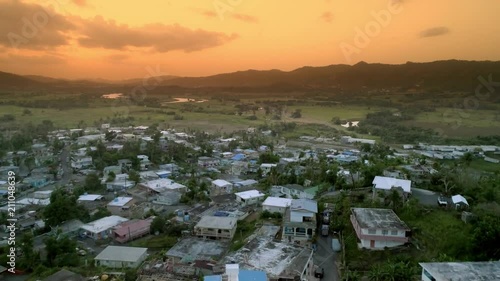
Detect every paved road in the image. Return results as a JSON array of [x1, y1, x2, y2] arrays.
[[313, 234, 340, 281], [412, 188, 440, 206]]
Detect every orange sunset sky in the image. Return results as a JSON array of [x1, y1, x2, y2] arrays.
[[1, 0, 499, 80]]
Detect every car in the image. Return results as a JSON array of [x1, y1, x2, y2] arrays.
[[314, 267, 325, 279], [437, 196, 448, 206]]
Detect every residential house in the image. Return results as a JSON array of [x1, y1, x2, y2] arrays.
[[262, 197, 292, 215], [43, 269, 85, 281], [105, 173, 135, 191], [80, 215, 129, 240], [107, 197, 136, 217], [23, 175, 50, 188], [152, 191, 182, 206], [419, 261, 500, 281], [94, 246, 148, 268], [204, 264, 268, 281], [282, 199, 318, 246], [278, 184, 315, 200], [260, 163, 278, 176], [71, 156, 93, 170], [350, 208, 410, 249], [451, 195, 469, 209], [230, 161, 248, 176], [341, 136, 376, 145], [77, 134, 104, 145], [235, 190, 265, 206], [372, 176, 412, 199], [113, 218, 152, 243], [212, 179, 233, 193], [194, 216, 237, 240], [233, 179, 258, 189], [52, 219, 84, 238], [33, 190, 52, 199], [198, 157, 220, 168], [140, 178, 187, 194], [104, 165, 122, 177]]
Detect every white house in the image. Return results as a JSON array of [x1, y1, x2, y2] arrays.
[[212, 179, 233, 193], [372, 176, 412, 198], [419, 261, 500, 281], [283, 199, 318, 245], [278, 184, 315, 200], [198, 157, 220, 168], [350, 208, 410, 249], [140, 179, 187, 193], [451, 194, 469, 209], [235, 190, 265, 206], [94, 246, 148, 268], [262, 197, 292, 214], [194, 216, 237, 240], [260, 163, 278, 176], [80, 215, 129, 240]]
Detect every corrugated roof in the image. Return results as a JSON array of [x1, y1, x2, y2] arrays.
[[95, 246, 147, 262]]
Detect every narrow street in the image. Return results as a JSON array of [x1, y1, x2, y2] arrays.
[[314, 234, 340, 281]]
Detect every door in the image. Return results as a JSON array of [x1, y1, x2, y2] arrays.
[[370, 240, 375, 248]]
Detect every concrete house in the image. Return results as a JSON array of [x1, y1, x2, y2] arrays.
[[235, 190, 265, 206], [198, 157, 220, 168], [212, 179, 233, 193], [204, 264, 268, 281], [350, 208, 410, 249], [372, 176, 412, 199], [194, 216, 237, 240], [140, 178, 187, 194], [283, 199, 318, 245], [278, 184, 315, 200], [262, 197, 292, 215], [80, 215, 129, 240], [107, 197, 136, 216], [113, 218, 152, 243], [419, 261, 500, 281], [94, 246, 148, 268]]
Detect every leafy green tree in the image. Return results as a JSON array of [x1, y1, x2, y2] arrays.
[[151, 216, 167, 234], [471, 210, 500, 260], [19, 233, 40, 271], [106, 171, 116, 182], [44, 233, 79, 267], [43, 188, 86, 227], [128, 169, 141, 183], [84, 173, 104, 192]]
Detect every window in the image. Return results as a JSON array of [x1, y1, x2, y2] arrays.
[[423, 269, 436, 281], [382, 230, 388, 235], [368, 229, 376, 234], [391, 230, 398, 236]]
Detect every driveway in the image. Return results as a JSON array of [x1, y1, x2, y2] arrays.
[[313, 234, 340, 281], [412, 188, 440, 206]]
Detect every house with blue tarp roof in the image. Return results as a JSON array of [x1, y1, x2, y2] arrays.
[[231, 154, 246, 161], [204, 264, 267, 281]]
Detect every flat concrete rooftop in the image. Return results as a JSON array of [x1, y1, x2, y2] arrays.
[[420, 261, 500, 281], [351, 208, 410, 230]]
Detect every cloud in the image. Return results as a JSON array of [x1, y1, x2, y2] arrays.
[[231, 13, 259, 23], [320, 12, 334, 23], [77, 17, 238, 52], [419, 26, 450, 38], [104, 53, 130, 62], [0, 53, 66, 65], [0, 0, 76, 49], [72, 0, 87, 7]]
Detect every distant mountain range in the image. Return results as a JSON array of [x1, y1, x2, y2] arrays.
[[2, 60, 500, 92]]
